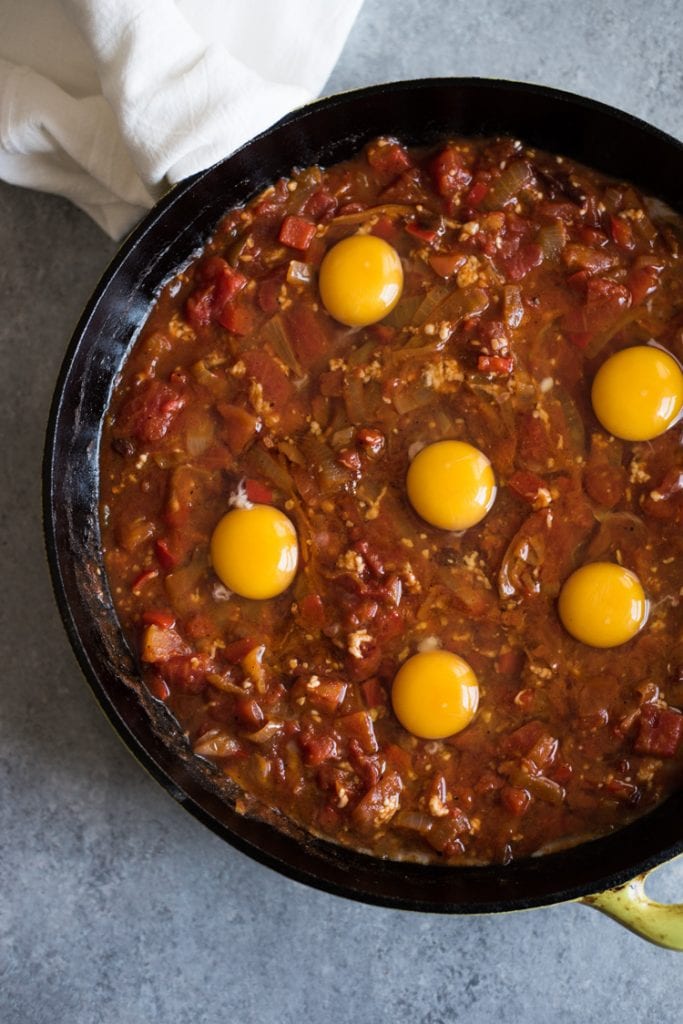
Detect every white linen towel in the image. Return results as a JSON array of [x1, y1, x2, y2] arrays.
[[0, 0, 363, 238]]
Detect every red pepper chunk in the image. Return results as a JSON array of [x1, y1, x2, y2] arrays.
[[405, 221, 440, 245], [141, 609, 176, 629], [154, 537, 178, 571], [635, 705, 683, 758], [278, 215, 317, 251], [501, 786, 531, 816]]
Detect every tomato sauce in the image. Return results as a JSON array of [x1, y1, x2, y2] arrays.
[[100, 136, 683, 864]]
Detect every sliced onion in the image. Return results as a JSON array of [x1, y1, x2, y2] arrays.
[[185, 411, 215, 456], [247, 445, 295, 493], [537, 220, 567, 260], [287, 260, 314, 285], [245, 720, 284, 744], [483, 160, 534, 209], [194, 729, 241, 758], [261, 314, 302, 375], [503, 284, 524, 328], [330, 203, 416, 225]]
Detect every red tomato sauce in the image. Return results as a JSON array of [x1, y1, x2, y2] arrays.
[[100, 136, 683, 864]]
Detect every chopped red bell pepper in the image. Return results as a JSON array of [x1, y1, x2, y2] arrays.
[[278, 215, 317, 251]]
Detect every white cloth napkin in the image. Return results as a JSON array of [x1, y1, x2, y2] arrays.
[[0, 0, 363, 238]]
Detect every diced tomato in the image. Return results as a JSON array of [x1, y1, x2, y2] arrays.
[[385, 743, 413, 774], [302, 189, 338, 221], [361, 677, 386, 708], [507, 470, 547, 504], [217, 403, 260, 455], [503, 720, 546, 756], [299, 732, 338, 767], [635, 705, 683, 757], [213, 264, 248, 307], [234, 696, 265, 730], [339, 710, 378, 754], [429, 252, 466, 278], [500, 242, 543, 282], [579, 227, 609, 247], [369, 215, 399, 242], [141, 608, 175, 629], [116, 380, 186, 444], [298, 593, 326, 628], [501, 786, 531, 816], [583, 463, 625, 508], [431, 145, 472, 198], [351, 770, 403, 833], [309, 681, 348, 714], [244, 478, 273, 504], [154, 537, 178, 571], [628, 264, 660, 305], [366, 140, 412, 178], [284, 304, 329, 369], [563, 243, 616, 274], [278, 215, 317, 251], [161, 653, 213, 694], [562, 276, 631, 345], [609, 215, 635, 251], [566, 269, 590, 293], [218, 300, 256, 335], [464, 180, 489, 208], [477, 354, 514, 375], [242, 350, 292, 409], [186, 258, 247, 327], [185, 285, 214, 328]]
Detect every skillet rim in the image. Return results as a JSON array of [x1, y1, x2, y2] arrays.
[[43, 76, 683, 914]]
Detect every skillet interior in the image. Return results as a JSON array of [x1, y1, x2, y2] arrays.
[[44, 78, 683, 913]]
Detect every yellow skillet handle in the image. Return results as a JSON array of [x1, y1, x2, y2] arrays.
[[582, 874, 683, 951]]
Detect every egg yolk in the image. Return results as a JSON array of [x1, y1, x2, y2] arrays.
[[392, 650, 479, 740], [591, 345, 683, 441], [318, 234, 404, 327], [210, 504, 298, 600], [558, 561, 649, 648], [406, 440, 496, 531]]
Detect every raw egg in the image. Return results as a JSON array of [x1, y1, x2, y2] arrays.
[[318, 234, 404, 327], [591, 345, 683, 441], [406, 440, 496, 531], [210, 504, 298, 600], [558, 561, 648, 648], [392, 650, 479, 739]]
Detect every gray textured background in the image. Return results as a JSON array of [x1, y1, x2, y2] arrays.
[[2, 1, 683, 1021]]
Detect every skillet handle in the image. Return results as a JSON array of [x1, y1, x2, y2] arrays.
[[581, 873, 683, 950]]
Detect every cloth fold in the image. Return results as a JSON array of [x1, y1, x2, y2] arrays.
[[0, 0, 362, 237]]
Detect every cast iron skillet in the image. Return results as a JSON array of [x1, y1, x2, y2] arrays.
[[44, 79, 683, 946]]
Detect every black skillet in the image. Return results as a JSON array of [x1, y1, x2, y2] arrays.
[[43, 79, 683, 947]]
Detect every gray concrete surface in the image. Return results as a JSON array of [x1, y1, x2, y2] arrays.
[[2, 1, 683, 1021]]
